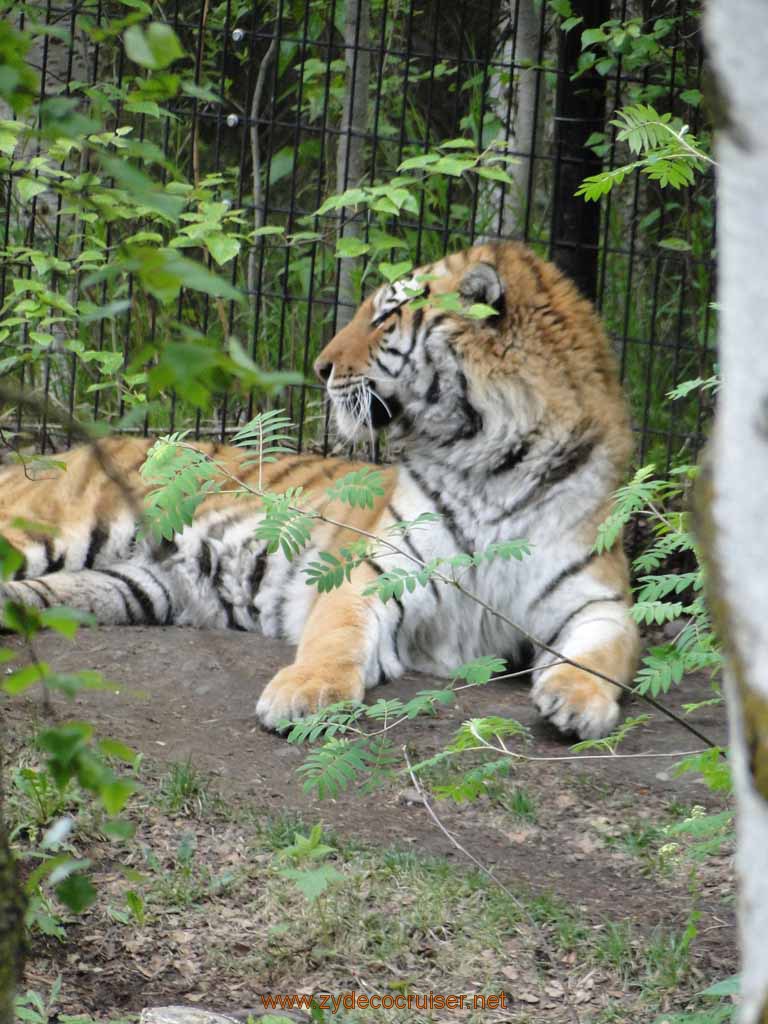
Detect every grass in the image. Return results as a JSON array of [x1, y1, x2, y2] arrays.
[[7, 732, 733, 1024], [158, 757, 219, 817], [497, 785, 538, 822], [592, 920, 637, 979], [527, 891, 590, 950], [143, 830, 241, 909]]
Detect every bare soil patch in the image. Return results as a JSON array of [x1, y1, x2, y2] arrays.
[[6, 625, 736, 1023]]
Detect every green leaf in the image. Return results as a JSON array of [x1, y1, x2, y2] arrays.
[[452, 657, 507, 686], [699, 975, 740, 998], [38, 722, 93, 782], [124, 22, 185, 70], [475, 165, 516, 185], [55, 873, 97, 913], [16, 178, 49, 203], [100, 778, 138, 815], [658, 237, 692, 252], [379, 260, 413, 283], [0, 536, 24, 580], [325, 467, 385, 509], [680, 89, 703, 107], [98, 738, 139, 765], [39, 606, 96, 638], [466, 302, 500, 319], [397, 153, 441, 171], [103, 817, 137, 840], [99, 155, 185, 222], [3, 663, 49, 695], [576, 164, 637, 201], [140, 435, 222, 540], [450, 716, 529, 751], [439, 138, 476, 149], [266, 146, 295, 186], [581, 27, 607, 48], [124, 99, 164, 117], [430, 156, 472, 176], [255, 489, 315, 558], [667, 375, 720, 401], [304, 547, 366, 593], [204, 232, 240, 265], [128, 247, 243, 304], [278, 865, 343, 902], [368, 230, 409, 252], [315, 188, 367, 216], [335, 236, 370, 259], [674, 749, 731, 792], [0, 121, 24, 155], [479, 539, 532, 563]]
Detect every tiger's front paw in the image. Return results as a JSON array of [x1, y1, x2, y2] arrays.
[[256, 663, 365, 731], [532, 668, 621, 740]]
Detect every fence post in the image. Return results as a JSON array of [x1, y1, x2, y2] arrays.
[[549, 0, 609, 301]]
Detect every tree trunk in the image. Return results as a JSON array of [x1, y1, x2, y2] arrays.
[[481, 0, 540, 239], [0, 738, 27, 1024], [703, 3, 768, 1021], [335, 0, 370, 328]]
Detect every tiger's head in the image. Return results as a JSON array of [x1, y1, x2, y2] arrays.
[[314, 242, 625, 459]]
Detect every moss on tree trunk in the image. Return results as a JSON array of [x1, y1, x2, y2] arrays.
[[0, 815, 26, 1024]]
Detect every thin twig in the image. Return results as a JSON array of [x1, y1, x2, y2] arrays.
[[654, 120, 717, 166], [403, 747, 518, 895], [403, 747, 582, 1024], [442, 743, 711, 764]]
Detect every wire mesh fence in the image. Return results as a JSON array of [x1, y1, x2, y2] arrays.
[[1, 0, 715, 472]]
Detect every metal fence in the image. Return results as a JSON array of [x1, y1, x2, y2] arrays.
[[2, 0, 715, 472]]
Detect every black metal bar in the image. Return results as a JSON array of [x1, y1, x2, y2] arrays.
[[549, 0, 610, 301]]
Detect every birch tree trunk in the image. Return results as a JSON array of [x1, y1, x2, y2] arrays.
[[479, 0, 539, 239], [703, 4, 768, 1021], [335, 0, 370, 328]]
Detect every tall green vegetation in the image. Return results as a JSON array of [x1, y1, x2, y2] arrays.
[[0, 0, 712, 464]]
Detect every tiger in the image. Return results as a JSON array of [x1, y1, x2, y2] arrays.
[[0, 241, 639, 740]]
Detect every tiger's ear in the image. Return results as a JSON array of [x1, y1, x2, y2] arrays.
[[458, 262, 505, 317]]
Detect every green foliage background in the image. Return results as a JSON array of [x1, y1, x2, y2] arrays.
[[0, 0, 714, 468]]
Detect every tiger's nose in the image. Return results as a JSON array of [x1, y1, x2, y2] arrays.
[[314, 358, 333, 382]]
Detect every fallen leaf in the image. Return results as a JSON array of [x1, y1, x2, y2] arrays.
[[573, 834, 601, 855]]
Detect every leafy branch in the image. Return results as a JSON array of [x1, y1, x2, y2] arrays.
[[231, 409, 296, 491], [577, 103, 713, 201]]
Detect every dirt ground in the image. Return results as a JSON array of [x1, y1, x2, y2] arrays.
[[5, 625, 736, 1023]]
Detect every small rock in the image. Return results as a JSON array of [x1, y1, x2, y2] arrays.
[[141, 1009, 239, 1024], [397, 787, 423, 805], [662, 617, 687, 640]]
